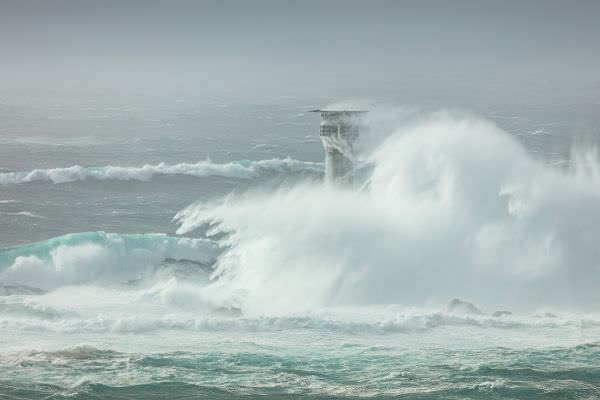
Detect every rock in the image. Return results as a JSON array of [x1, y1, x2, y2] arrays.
[[446, 299, 484, 315], [492, 310, 512, 317]]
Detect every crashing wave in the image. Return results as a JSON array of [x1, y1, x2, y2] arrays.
[[0, 232, 221, 290], [4, 112, 600, 317], [0, 307, 589, 334], [175, 113, 600, 314]]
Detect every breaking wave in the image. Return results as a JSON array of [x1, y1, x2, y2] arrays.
[[0, 232, 220, 290], [175, 112, 600, 315], [0, 302, 592, 334], [4, 111, 600, 320], [0, 158, 323, 185]]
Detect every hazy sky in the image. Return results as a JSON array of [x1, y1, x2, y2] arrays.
[[1, 0, 600, 100]]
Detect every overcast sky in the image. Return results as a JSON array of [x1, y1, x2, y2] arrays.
[[1, 0, 599, 100]]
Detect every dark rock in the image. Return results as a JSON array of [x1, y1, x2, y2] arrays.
[[492, 310, 512, 317]]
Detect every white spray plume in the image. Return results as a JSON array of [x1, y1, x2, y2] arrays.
[[174, 111, 600, 315]]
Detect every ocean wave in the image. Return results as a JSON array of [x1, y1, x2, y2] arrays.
[[3, 343, 600, 399], [0, 211, 43, 218], [175, 113, 600, 314], [0, 158, 323, 185], [0, 232, 220, 290], [0, 300, 72, 320], [30, 345, 121, 361], [0, 310, 590, 335]]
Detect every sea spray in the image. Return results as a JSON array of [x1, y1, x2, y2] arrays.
[[175, 113, 600, 314]]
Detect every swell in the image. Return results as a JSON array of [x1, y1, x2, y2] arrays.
[[3, 342, 600, 399], [0, 158, 323, 185]]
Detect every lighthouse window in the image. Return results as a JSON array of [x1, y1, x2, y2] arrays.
[[320, 125, 338, 135]]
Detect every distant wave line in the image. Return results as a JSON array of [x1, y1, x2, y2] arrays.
[[0, 158, 324, 185]]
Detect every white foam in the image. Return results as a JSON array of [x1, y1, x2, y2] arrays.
[[0, 232, 220, 290], [0, 306, 595, 335], [0, 211, 43, 218], [0, 158, 323, 185], [175, 112, 600, 315]]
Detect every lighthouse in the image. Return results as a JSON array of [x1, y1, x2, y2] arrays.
[[311, 108, 367, 184]]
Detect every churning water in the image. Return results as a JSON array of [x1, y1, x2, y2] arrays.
[[1, 96, 600, 399]]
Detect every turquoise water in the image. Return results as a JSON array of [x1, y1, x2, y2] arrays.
[[2, 315, 600, 398]]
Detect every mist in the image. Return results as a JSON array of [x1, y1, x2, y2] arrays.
[[173, 110, 600, 314], [2, 0, 600, 104]]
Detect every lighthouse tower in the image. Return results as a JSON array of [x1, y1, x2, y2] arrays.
[[311, 108, 367, 184]]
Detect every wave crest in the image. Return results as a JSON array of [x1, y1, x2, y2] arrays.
[[0, 158, 323, 185], [0, 232, 220, 290], [175, 113, 600, 314]]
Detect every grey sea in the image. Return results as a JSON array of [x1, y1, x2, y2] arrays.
[[2, 91, 600, 399]]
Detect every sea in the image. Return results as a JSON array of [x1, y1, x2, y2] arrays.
[[1, 90, 600, 399]]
